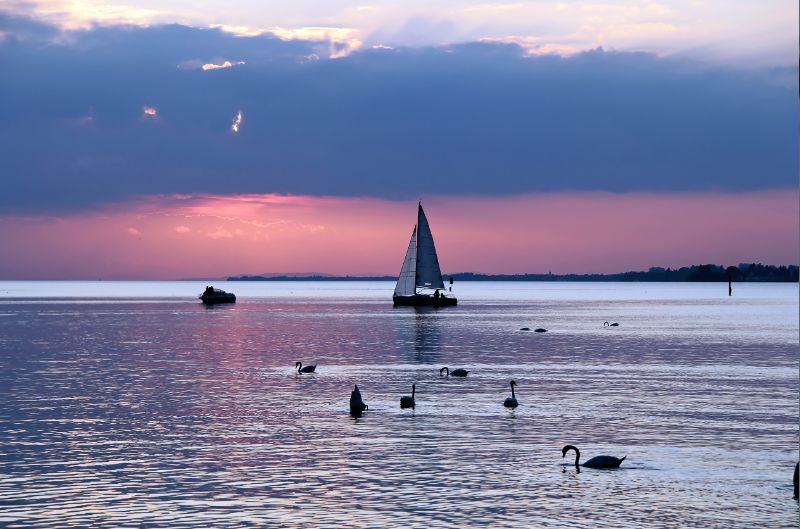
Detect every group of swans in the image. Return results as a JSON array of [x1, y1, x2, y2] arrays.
[[314, 362, 628, 471]]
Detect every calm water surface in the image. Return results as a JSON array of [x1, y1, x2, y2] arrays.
[[0, 281, 798, 528]]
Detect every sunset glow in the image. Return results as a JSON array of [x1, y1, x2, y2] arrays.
[[1, 191, 795, 279]]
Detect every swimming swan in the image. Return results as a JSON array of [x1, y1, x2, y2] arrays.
[[562, 445, 626, 468], [350, 385, 368, 414], [400, 384, 416, 409], [503, 380, 519, 408], [603, 322, 619, 327], [440, 367, 469, 377], [296, 362, 317, 374]]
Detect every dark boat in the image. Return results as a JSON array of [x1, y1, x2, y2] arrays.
[[199, 286, 236, 304], [393, 203, 457, 307]]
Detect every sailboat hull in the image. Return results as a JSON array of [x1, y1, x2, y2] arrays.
[[393, 295, 457, 307]]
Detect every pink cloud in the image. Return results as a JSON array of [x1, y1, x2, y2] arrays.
[[0, 190, 796, 279]]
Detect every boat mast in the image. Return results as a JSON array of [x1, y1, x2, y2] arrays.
[[414, 202, 421, 294]]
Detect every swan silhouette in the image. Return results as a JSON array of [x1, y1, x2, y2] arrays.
[[603, 322, 619, 327], [440, 367, 469, 377], [534, 328, 547, 333], [503, 380, 518, 408], [349, 385, 368, 414], [295, 362, 317, 374], [400, 384, 416, 409], [562, 445, 625, 468]]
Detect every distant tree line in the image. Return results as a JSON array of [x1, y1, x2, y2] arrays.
[[448, 263, 799, 282], [228, 263, 798, 282]]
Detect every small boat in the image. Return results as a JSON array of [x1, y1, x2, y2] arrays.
[[199, 286, 236, 304], [393, 203, 457, 307]]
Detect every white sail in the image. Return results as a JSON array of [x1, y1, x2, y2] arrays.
[[415, 204, 445, 290], [394, 227, 417, 296]]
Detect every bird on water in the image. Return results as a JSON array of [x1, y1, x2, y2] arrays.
[[603, 322, 619, 327], [440, 367, 469, 377], [503, 380, 519, 408], [400, 384, 416, 409], [295, 362, 317, 374], [562, 445, 626, 469], [349, 385, 368, 415]]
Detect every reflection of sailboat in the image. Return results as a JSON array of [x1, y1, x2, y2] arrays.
[[393, 203, 457, 307]]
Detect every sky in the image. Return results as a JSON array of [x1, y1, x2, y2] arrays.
[[0, 1, 797, 278]]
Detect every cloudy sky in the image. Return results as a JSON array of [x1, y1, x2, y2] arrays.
[[0, 1, 797, 278]]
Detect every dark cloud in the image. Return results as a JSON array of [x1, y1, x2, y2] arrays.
[[0, 15, 796, 212]]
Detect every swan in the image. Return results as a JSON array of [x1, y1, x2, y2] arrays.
[[503, 380, 518, 408], [562, 445, 625, 468], [350, 385, 368, 414], [295, 361, 317, 374], [400, 384, 416, 409], [534, 328, 547, 333], [440, 367, 469, 377], [603, 322, 619, 327], [520, 327, 531, 331]]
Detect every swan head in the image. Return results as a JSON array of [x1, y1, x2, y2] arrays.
[[295, 361, 302, 368], [439, 367, 449, 376], [561, 445, 579, 458], [510, 380, 517, 387]]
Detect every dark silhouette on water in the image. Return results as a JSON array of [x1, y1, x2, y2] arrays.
[[562, 445, 626, 469], [534, 328, 547, 333], [349, 385, 368, 415], [296, 362, 316, 374], [400, 384, 416, 409], [440, 367, 469, 377], [199, 285, 236, 304], [503, 380, 518, 408], [794, 462, 798, 499], [604, 321, 619, 327]]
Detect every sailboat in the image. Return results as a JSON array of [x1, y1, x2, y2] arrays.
[[393, 203, 457, 307]]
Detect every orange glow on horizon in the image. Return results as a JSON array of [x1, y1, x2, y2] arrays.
[[0, 191, 796, 279]]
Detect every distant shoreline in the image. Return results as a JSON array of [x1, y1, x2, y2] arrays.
[[228, 263, 799, 283]]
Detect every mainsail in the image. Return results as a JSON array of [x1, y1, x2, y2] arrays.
[[415, 204, 445, 290], [394, 227, 417, 296]]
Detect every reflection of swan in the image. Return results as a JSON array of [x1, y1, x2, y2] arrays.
[[503, 380, 518, 408], [562, 445, 625, 468], [350, 385, 368, 414], [603, 322, 619, 327], [400, 384, 416, 409], [440, 367, 469, 377], [295, 362, 317, 374]]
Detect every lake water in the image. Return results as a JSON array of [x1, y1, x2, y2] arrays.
[[0, 281, 798, 528]]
